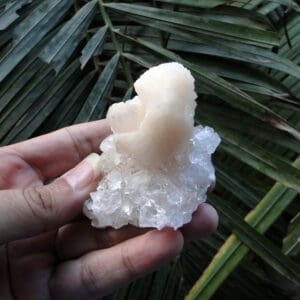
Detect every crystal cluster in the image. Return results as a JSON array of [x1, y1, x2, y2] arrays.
[[84, 62, 221, 229]]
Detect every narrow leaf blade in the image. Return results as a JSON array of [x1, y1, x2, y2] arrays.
[[0, 0, 74, 81], [40, 0, 97, 73], [80, 25, 108, 69], [75, 53, 120, 123]]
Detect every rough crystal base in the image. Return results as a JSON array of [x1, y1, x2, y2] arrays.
[[84, 125, 221, 230]]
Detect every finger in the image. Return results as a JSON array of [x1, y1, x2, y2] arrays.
[[181, 203, 218, 242], [0, 152, 43, 189], [50, 228, 183, 299], [2, 120, 111, 180], [57, 203, 218, 260], [56, 222, 149, 260], [0, 153, 102, 243]]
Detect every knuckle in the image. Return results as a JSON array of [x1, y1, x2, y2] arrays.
[[23, 186, 56, 221], [121, 244, 138, 279]]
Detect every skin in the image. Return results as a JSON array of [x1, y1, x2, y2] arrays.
[[0, 120, 218, 300]]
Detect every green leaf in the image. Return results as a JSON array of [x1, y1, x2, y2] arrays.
[[268, 0, 300, 11], [240, 0, 300, 12], [216, 126, 300, 192], [0, 65, 55, 141], [216, 166, 260, 208], [39, 70, 96, 132], [186, 157, 300, 300], [0, 0, 10, 9], [0, 26, 14, 48], [125, 16, 300, 80], [2, 60, 81, 144], [156, 0, 230, 8], [197, 102, 300, 154], [122, 86, 133, 102], [80, 25, 108, 69], [40, 0, 97, 73], [0, 0, 32, 30], [0, 0, 74, 82], [105, 3, 278, 48], [75, 53, 120, 123], [122, 46, 289, 96], [0, 24, 62, 116], [232, 82, 294, 101], [122, 52, 153, 69], [209, 194, 300, 285], [117, 32, 300, 140], [168, 38, 300, 80], [283, 212, 300, 256], [0, 58, 43, 115]]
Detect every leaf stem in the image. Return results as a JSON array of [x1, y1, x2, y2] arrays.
[[98, 0, 133, 85]]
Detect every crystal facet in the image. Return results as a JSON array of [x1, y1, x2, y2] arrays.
[[83, 62, 221, 229]]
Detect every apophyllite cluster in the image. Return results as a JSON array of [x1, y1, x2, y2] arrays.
[[84, 62, 221, 229]]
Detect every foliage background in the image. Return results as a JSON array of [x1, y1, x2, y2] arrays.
[[0, 0, 299, 299]]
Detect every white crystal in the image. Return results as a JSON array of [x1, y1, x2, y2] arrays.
[[84, 125, 220, 229], [83, 62, 221, 230]]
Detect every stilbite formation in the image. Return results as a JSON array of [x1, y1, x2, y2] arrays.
[[84, 62, 221, 229]]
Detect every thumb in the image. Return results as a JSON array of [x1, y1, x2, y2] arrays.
[[0, 153, 102, 244]]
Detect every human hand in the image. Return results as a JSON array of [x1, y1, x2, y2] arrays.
[[0, 120, 218, 299]]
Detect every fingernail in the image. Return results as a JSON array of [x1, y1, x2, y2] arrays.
[[63, 153, 102, 191], [84, 153, 102, 175]]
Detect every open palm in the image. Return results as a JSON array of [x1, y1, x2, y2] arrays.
[[0, 120, 218, 300]]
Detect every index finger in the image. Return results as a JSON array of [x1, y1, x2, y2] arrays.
[[2, 120, 111, 179]]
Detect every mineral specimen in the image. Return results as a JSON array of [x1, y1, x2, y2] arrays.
[[83, 62, 221, 229]]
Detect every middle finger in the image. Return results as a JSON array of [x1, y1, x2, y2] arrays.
[[55, 221, 149, 260]]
